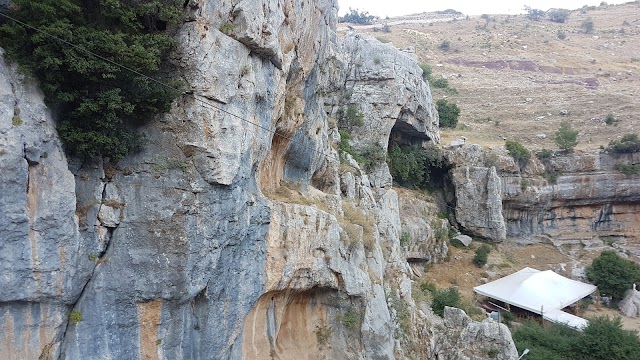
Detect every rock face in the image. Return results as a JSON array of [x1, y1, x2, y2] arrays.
[[446, 144, 640, 251], [619, 287, 640, 317], [0, 1, 507, 359], [431, 307, 519, 360]]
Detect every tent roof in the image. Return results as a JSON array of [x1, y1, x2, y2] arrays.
[[473, 267, 597, 314], [544, 309, 589, 330]]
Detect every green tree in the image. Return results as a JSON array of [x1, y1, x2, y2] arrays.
[[436, 99, 460, 128], [0, 0, 183, 160], [432, 288, 461, 317], [609, 134, 640, 154], [548, 9, 570, 23], [587, 250, 640, 301], [554, 121, 579, 152], [338, 8, 376, 24], [473, 244, 491, 267], [524, 6, 545, 21], [571, 316, 640, 360], [582, 18, 595, 33], [505, 140, 530, 163], [420, 64, 432, 81]]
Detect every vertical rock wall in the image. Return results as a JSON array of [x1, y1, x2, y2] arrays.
[[0, 1, 518, 359]]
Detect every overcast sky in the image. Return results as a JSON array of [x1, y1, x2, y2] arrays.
[[337, 0, 630, 17]]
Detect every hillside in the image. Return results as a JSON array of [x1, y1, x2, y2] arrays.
[[341, 2, 640, 150]]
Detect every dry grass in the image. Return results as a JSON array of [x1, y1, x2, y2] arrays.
[[341, 201, 376, 250], [344, 2, 640, 151]]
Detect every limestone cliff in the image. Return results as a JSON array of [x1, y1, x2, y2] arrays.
[[446, 144, 640, 256], [0, 1, 519, 359]]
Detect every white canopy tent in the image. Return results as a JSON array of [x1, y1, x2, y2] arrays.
[[473, 267, 597, 329]]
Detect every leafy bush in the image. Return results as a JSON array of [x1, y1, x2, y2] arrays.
[[605, 113, 619, 125], [387, 144, 443, 188], [514, 316, 640, 360], [505, 140, 530, 163], [554, 121, 579, 152], [582, 18, 595, 33], [339, 8, 376, 24], [548, 9, 570, 23], [420, 64, 433, 81], [436, 99, 460, 128], [537, 149, 553, 161], [420, 282, 437, 294], [524, 6, 545, 21], [430, 77, 449, 89], [339, 308, 363, 330], [69, 309, 83, 325], [587, 250, 640, 301], [473, 244, 491, 267], [358, 144, 386, 171], [614, 164, 640, 176], [432, 288, 461, 316], [0, 0, 184, 161], [608, 134, 640, 154], [337, 104, 365, 128]]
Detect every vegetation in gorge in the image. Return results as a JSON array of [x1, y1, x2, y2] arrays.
[[0, 0, 184, 160], [512, 317, 640, 360], [387, 143, 444, 188]]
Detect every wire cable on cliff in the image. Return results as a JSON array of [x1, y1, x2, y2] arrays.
[[0, 10, 342, 164]]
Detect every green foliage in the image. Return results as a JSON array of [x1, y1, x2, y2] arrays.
[[432, 288, 461, 317], [513, 317, 640, 360], [0, 0, 184, 161], [609, 134, 640, 154], [399, 231, 410, 247], [554, 121, 579, 152], [439, 40, 451, 51], [420, 64, 432, 81], [388, 144, 443, 188], [430, 77, 449, 89], [605, 113, 619, 125], [524, 6, 545, 21], [69, 309, 83, 325], [420, 282, 437, 294], [337, 104, 365, 128], [582, 18, 595, 33], [340, 308, 363, 330], [537, 149, 553, 161], [573, 316, 640, 360], [512, 321, 578, 360], [339, 8, 377, 24], [505, 140, 530, 163], [614, 164, 640, 176], [436, 99, 460, 128], [219, 22, 234, 34], [338, 131, 385, 171], [587, 250, 640, 301], [431, 219, 448, 242], [548, 9, 570, 23], [357, 144, 386, 171], [12, 115, 22, 126], [473, 244, 491, 267]]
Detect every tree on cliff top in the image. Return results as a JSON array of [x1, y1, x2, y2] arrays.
[[554, 121, 579, 152], [0, 0, 184, 160], [339, 8, 377, 25]]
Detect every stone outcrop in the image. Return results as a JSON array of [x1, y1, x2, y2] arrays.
[[619, 286, 640, 317], [0, 0, 484, 358], [428, 307, 519, 360], [446, 144, 640, 253]]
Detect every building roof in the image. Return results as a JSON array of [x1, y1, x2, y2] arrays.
[[473, 267, 597, 328]]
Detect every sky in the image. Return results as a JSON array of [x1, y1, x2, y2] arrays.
[[337, 0, 631, 17]]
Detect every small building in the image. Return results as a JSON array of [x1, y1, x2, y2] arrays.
[[473, 267, 597, 329]]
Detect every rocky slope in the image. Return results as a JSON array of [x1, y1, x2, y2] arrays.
[[0, 1, 519, 359]]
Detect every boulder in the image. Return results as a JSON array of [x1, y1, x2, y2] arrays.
[[619, 285, 640, 317]]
